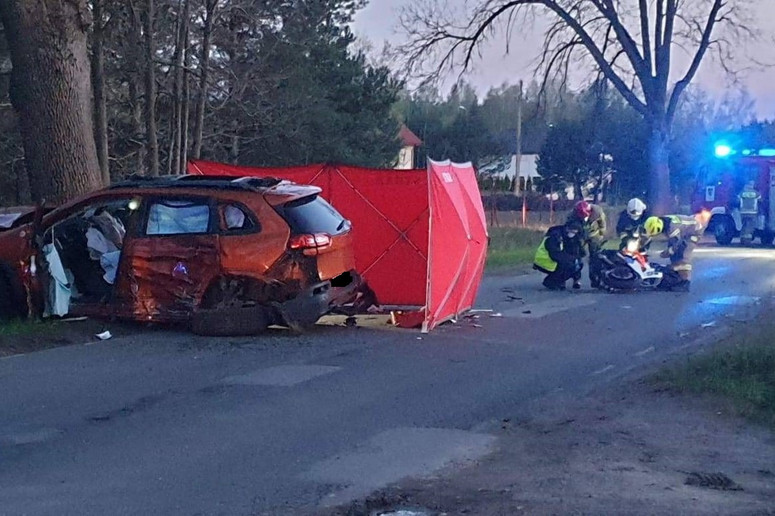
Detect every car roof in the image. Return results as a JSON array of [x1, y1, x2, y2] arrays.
[[108, 174, 322, 203], [109, 174, 285, 192]]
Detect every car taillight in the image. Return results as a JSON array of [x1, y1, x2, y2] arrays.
[[289, 233, 332, 253]]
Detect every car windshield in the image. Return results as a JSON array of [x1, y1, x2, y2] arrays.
[[275, 195, 350, 235]]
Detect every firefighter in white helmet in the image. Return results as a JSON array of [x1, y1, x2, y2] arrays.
[[616, 198, 649, 250]]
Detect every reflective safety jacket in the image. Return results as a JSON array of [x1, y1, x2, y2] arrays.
[[739, 188, 761, 215], [663, 214, 705, 255], [534, 225, 579, 273]]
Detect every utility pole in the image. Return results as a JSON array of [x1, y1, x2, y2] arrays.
[[513, 80, 527, 226], [513, 80, 523, 197]]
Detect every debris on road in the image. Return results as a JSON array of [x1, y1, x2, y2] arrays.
[[701, 321, 717, 328], [685, 472, 742, 491], [95, 331, 112, 340], [489, 313, 503, 318], [63, 316, 89, 322]]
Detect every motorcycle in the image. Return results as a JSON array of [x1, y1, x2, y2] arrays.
[[596, 238, 681, 291]]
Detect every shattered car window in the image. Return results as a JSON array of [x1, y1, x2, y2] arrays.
[[146, 201, 210, 235], [220, 204, 254, 231], [0, 212, 23, 229]]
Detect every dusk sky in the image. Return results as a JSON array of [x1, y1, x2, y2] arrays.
[[352, 1, 775, 119]]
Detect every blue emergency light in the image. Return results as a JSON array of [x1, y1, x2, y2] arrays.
[[713, 140, 775, 159], [714, 142, 733, 158]]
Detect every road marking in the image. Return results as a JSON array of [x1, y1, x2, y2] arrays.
[[1, 427, 61, 445], [591, 365, 615, 376], [502, 295, 599, 319], [307, 427, 495, 508], [706, 296, 760, 306], [635, 346, 655, 357], [222, 365, 341, 387]]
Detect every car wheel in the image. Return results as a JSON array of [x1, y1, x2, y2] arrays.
[[713, 217, 735, 245]]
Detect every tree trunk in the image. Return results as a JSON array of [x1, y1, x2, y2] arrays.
[[648, 120, 672, 213], [91, 0, 110, 184], [144, 0, 159, 176], [128, 0, 145, 175], [181, 62, 190, 172], [0, 0, 102, 203], [192, 0, 216, 160], [171, 0, 190, 174], [13, 159, 31, 205]]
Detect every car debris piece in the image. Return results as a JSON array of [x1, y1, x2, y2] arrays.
[[489, 312, 503, 317], [95, 331, 112, 340], [701, 321, 717, 328], [469, 309, 494, 313]]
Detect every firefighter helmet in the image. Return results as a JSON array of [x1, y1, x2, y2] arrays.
[[574, 201, 592, 220], [627, 198, 647, 219], [644, 216, 664, 236]]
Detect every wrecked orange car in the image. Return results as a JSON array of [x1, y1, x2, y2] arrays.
[[0, 176, 370, 334]]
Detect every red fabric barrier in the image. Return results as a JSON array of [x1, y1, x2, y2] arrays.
[[187, 159, 487, 331]]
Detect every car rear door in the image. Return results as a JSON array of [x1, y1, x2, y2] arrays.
[[115, 195, 220, 320], [273, 194, 355, 281]]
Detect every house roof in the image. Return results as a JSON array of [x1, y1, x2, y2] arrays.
[[399, 125, 423, 147]]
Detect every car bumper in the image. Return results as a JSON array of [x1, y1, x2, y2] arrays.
[[277, 271, 364, 330]]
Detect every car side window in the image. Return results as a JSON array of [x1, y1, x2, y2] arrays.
[[218, 203, 257, 233], [146, 200, 211, 236]]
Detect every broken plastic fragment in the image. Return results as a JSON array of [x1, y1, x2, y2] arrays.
[[95, 331, 112, 340], [701, 321, 717, 328], [489, 312, 503, 317]]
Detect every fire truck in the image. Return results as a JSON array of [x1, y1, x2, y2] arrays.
[[691, 144, 775, 245]]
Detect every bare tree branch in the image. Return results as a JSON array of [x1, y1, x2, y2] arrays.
[[666, 0, 723, 122]]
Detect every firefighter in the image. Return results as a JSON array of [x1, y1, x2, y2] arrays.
[[644, 214, 707, 291], [566, 201, 607, 288], [616, 198, 650, 249], [737, 180, 761, 244], [533, 219, 584, 291]]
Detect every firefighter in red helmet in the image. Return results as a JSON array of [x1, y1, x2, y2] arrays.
[[566, 200, 607, 289]]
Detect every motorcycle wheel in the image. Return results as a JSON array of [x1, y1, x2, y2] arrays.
[[602, 266, 638, 290]]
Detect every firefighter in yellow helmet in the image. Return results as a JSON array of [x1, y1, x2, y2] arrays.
[[644, 214, 707, 291]]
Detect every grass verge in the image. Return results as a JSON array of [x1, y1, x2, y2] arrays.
[[653, 326, 775, 428], [0, 319, 62, 337], [486, 226, 545, 270]]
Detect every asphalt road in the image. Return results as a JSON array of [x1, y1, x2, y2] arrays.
[[1, 244, 774, 515]]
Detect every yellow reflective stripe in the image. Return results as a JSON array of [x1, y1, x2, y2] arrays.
[[534, 237, 558, 272]]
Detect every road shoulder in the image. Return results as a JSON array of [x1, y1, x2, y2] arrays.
[[326, 375, 775, 515]]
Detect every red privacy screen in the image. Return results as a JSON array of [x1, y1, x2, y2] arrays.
[[188, 160, 487, 331]]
